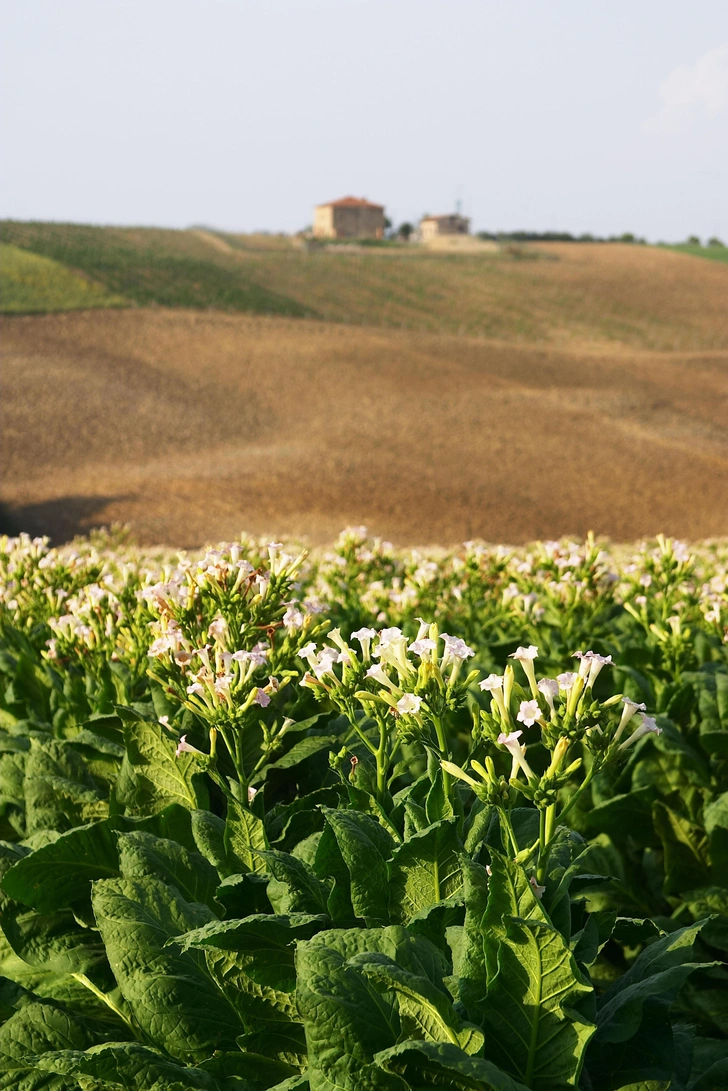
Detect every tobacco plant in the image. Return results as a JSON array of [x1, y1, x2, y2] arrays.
[[0, 530, 726, 1091]]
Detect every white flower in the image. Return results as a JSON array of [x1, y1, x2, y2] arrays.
[[375, 626, 405, 651], [312, 647, 338, 680], [214, 673, 233, 697], [618, 713, 662, 750], [207, 616, 228, 641], [510, 645, 539, 662], [479, 673, 504, 692], [510, 645, 539, 695], [247, 785, 258, 802], [298, 642, 318, 664], [441, 634, 475, 661], [365, 663, 396, 690], [497, 729, 534, 781], [254, 688, 271, 707], [408, 638, 437, 658], [283, 605, 305, 631], [397, 693, 423, 715], [614, 696, 648, 741], [186, 681, 205, 697], [351, 626, 377, 660], [572, 651, 593, 680], [586, 652, 613, 688], [537, 677, 559, 713], [516, 699, 542, 727]]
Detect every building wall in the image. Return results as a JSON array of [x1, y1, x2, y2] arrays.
[[313, 204, 385, 239], [313, 206, 336, 238], [420, 215, 470, 240]]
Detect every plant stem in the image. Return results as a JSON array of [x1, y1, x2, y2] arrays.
[[432, 714, 451, 798], [557, 764, 596, 827], [72, 974, 138, 1036], [375, 714, 388, 803]]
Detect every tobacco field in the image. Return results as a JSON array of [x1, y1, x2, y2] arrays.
[[0, 528, 726, 1091]]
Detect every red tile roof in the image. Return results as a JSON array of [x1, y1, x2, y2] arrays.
[[318, 196, 384, 209]]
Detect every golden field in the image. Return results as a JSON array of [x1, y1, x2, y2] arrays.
[[2, 235, 727, 547]]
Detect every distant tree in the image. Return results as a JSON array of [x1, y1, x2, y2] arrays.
[[397, 222, 414, 240], [384, 217, 392, 230], [619, 232, 636, 243], [707, 236, 725, 247], [687, 235, 701, 246]]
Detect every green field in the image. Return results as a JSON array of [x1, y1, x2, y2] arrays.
[[2, 220, 728, 350], [668, 243, 728, 264], [0, 242, 125, 313]]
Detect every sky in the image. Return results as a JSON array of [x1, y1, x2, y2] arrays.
[[2, 0, 727, 241]]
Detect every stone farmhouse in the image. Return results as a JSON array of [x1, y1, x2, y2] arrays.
[[313, 196, 385, 239], [419, 213, 471, 242]]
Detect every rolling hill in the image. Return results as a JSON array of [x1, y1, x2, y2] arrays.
[[1, 222, 727, 546], [2, 220, 728, 350]]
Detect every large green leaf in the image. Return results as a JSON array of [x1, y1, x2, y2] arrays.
[[224, 797, 269, 874], [703, 791, 728, 878], [34, 1042, 225, 1090], [476, 852, 596, 1091], [319, 809, 393, 925], [594, 920, 715, 1045], [117, 831, 220, 910], [388, 819, 463, 924], [652, 802, 710, 896], [178, 912, 327, 1025], [0, 999, 104, 1090], [2, 818, 120, 913], [296, 925, 448, 1091], [115, 719, 208, 816], [374, 1040, 532, 1090], [256, 849, 330, 915], [91, 875, 242, 1061], [1, 807, 198, 913], [23, 739, 107, 834], [352, 952, 483, 1054]]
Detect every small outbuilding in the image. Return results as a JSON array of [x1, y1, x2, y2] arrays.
[[419, 213, 471, 242], [313, 196, 386, 239]]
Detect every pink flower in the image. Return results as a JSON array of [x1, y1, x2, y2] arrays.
[[529, 876, 546, 899], [175, 735, 203, 758], [254, 688, 271, 707]]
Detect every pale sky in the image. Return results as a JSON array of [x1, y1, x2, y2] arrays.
[[2, 0, 727, 240]]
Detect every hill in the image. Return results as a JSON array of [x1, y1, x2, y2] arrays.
[[2, 221, 728, 350], [2, 222, 727, 546], [3, 308, 727, 546]]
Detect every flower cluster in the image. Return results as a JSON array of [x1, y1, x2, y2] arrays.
[[298, 620, 479, 800], [445, 643, 661, 811]]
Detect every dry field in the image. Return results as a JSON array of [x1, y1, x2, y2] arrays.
[[3, 267, 728, 546]]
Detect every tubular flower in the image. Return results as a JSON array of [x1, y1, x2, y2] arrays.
[[509, 644, 539, 696], [497, 729, 535, 781], [618, 713, 662, 751]]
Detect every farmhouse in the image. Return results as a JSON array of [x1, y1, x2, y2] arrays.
[[419, 213, 471, 242], [313, 196, 386, 239]]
